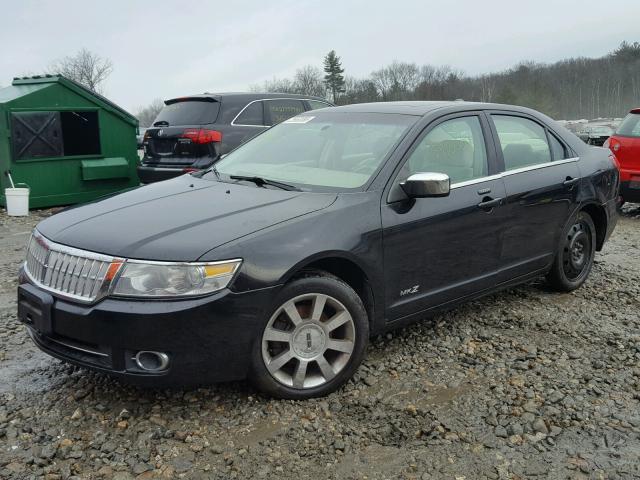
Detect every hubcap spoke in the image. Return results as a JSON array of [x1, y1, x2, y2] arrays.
[[326, 339, 354, 354], [263, 327, 291, 343], [262, 293, 356, 390], [267, 349, 294, 373], [283, 301, 303, 326], [316, 354, 336, 381], [292, 359, 309, 388], [311, 294, 327, 321], [324, 311, 350, 332]]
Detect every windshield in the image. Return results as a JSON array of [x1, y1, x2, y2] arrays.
[[616, 113, 640, 137], [153, 99, 220, 126], [211, 112, 416, 191]]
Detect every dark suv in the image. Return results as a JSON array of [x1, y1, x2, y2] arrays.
[[138, 93, 333, 183]]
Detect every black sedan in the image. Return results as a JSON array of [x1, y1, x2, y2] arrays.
[[18, 101, 619, 399]]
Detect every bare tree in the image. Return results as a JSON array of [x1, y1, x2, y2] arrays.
[[371, 61, 420, 100], [135, 99, 165, 127], [294, 65, 326, 97], [250, 77, 297, 93], [48, 48, 113, 93]]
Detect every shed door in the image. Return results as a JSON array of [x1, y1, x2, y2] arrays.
[[11, 111, 63, 160]]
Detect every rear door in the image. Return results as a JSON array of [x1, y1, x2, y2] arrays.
[[143, 98, 220, 166], [488, 113, 581, 279]]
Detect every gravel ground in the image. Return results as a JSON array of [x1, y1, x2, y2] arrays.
[[1, 205, 639, 480]]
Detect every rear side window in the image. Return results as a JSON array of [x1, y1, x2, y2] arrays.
[[153, 100, 220, 126], [265, 100, 305, 125], [307, 100, 332, 110], [549, 133, 569, 160], [235, 101, 264, 126], [403, 116, 488, 184], [492, 115, 551, 170], [616, 113, 640, 137]]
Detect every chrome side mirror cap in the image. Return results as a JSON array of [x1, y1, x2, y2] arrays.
[[400, 172, 450, 198]]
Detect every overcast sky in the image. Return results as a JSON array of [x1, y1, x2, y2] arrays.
[[2, 0, 639, 113]]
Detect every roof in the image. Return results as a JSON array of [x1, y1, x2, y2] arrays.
[[10, 74, 137, 126], [327, 100, 542, 116], [165, 92, 330, 104], [0, 83, 48, 103]]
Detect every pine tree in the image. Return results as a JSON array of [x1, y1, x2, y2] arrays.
[[323, 50, 345, 103]]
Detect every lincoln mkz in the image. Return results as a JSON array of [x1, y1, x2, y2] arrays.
[[18, 101, 619, 398]]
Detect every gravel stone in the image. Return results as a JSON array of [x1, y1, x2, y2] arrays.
[[1, 205, 640, 478]]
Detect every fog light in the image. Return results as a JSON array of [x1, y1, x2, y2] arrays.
[[134, 351, 170, 372]]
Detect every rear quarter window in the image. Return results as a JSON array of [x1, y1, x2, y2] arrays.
[[265, 100, 305, 125], [154, 100, 220, 126], [616, 113, 640, 137]]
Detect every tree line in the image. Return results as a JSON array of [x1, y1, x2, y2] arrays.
[[252, 42, 640, 120], [48, 42, 640, 125]]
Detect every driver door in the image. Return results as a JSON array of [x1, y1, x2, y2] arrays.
[[382, 113, 507, 321]]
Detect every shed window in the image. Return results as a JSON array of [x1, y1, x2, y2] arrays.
[[11, 110, 101, 160]]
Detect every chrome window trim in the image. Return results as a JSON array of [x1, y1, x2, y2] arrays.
[[230, 98, 314, 127], [448, 157, 579, 190]]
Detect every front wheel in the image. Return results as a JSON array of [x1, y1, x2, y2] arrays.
[[546, 211, 596, 292], [249, 272, 369, 399]]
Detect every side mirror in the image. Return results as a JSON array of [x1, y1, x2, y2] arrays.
[[400, 172, 450, 198]]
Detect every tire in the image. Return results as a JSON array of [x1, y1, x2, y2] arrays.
[[249, 271, 369, 399], [546, 211, 596, 292]]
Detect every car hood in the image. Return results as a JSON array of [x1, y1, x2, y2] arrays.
[[37, 175, 337, 261]]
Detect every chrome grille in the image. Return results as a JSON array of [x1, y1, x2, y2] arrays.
[[24, 231, 117, 303]]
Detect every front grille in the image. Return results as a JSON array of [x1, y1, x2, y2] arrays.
[[25, 231, 118, 303]]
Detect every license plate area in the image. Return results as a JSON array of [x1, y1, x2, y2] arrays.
[[18, 283, 54, 334]]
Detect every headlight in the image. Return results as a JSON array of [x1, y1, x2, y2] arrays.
[[111, 259, 242, 298]]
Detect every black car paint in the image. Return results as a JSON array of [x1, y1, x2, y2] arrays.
[[138, 93, 332, 183], [22, 101, 619, 385]]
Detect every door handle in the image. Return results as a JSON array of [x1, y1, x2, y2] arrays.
[[563, 177, 580, 188], [477, 196, 503, 210]]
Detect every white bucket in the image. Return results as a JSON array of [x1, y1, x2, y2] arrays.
[[5, 185, 30, 216]]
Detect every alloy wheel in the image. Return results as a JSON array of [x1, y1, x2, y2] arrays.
[[261, 293, 356, 389]]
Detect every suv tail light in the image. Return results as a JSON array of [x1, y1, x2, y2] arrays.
[[182, 128, 222, 144]]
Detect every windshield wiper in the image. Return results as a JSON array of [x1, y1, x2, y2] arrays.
[[230, 175, 301, 191], [153, 120, 169, 127]]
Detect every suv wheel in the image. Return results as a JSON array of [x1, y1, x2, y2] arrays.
[[249, 272, 369, 399], [546, 211, 596, 292]]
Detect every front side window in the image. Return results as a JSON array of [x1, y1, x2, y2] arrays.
[[265, 100, 305, 125], [492, 115, 551, 170], [616, 113, 640, 137], [212, 112, 416, 191], [402, 116, 488, 184], [235, 101, 264, 126]]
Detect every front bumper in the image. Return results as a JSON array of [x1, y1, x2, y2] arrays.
[[17, 271, 278, 387]]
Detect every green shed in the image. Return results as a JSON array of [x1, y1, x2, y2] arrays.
[[0, 74, 139, 209]]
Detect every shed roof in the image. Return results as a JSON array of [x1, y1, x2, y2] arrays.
[[4, 74, 137, 126]]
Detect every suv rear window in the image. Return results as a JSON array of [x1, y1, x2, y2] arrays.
[[616, 113, 640, 137], [153, 99, 220, 126]]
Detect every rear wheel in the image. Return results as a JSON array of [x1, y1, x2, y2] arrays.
[[249, 272, 368, 399], [546, 211, 596, 292]]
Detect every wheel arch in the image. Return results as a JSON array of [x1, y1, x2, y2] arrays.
[[281, 252, 377, 329], [580, 202, 608, 251]]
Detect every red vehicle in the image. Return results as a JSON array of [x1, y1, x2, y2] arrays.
[[605, 108, 640, 203]]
